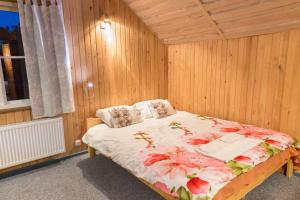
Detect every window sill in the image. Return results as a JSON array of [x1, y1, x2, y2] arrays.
[[0, 99, 31, 113]]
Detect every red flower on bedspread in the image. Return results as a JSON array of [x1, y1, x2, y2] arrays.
[[187, 177, 210, 195], [240, 125, 292, 140], [239, 125, 274, 139], [199, 116, 241, 133], [184, 133, 221, 146], [234, 155, 252, 164], [144, 154, 170, 166], [265, 139, 281, 147], [187, 138, 210, 145], [241, 145, 270, 165], [264, 138, 289, 150], [153, 182, 178, 197], [239, 125, 293, 149], [220, 127, 240, 133]]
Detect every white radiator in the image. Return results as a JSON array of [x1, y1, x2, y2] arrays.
[[0, 117, 66, 169]]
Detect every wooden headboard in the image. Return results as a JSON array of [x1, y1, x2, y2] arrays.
[[86, 118, 103, 159], [86, 118, 103, 130]]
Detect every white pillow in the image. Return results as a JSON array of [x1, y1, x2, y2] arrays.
[[133, 100, 153, 119], [148, 99, 176, 119]]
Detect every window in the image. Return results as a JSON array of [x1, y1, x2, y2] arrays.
[[0, 2, 30, 110]]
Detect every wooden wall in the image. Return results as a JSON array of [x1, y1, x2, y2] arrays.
[[61, 0, 167, 152], [168, 29, 300, 141], [0, 0, 167, 172]]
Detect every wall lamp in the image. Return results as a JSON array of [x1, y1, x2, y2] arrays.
[[100, 13, 111, 29]]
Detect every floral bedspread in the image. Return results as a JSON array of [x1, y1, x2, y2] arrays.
[[82, 111, 295, 200]]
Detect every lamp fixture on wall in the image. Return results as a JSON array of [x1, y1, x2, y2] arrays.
[[87, 82, 94, 88], [100, 13, 111, 29], [84, 82, 94, 96]]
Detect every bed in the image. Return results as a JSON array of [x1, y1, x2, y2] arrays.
[[83, 111, 297, 200]]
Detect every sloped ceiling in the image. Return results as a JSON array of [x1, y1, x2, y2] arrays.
[[123, 0, 300, 44]]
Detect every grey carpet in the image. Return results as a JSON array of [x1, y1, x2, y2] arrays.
[[0, 154, 299, 200]]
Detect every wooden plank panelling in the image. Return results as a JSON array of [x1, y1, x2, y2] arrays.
[[122, 0, 300, 44], [123, 0, 220, 44], [280, 30, 300, 141], [168, 29, 300, 141], [0, 0, 167, 172]]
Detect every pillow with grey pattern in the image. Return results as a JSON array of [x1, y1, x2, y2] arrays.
[[109, 107, 142, 128], [149, 100, 176, 119]]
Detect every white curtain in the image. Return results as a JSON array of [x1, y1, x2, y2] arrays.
[[18, 0, 74, 118]]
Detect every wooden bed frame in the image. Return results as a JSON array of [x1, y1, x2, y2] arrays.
[[86, 117, 294, 200]]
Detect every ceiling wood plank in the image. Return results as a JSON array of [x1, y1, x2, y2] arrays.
[[195, 0, 226, 40], [123, 0, 300, 43]]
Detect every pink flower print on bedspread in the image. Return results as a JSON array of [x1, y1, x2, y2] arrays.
[[239, 125, 278, 139], [153, 176, 212, 199], [220, 127, 240, 133], [234, 145, 270, 166], [154, 177, 211, 199], [198, 116, 242, 133], [184, 133, 221, 146], [144, 153, 170, 166], [169, 121, 222, 146], [151, 169, 234, 199], [233, 155, 253, 165], [239, 125, 294, 149], [187, 177, 210, 195], [198, 116, 293, 149], [187, 138, 210, 145], [153, 181, 179, 197], [143, 146, 227, 179], [196, 167, 235, 185], [265, 139, 290, 150]]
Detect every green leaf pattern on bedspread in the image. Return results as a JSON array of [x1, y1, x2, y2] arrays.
[[134, 132, 156, 149], [226, 161, 252, 176]]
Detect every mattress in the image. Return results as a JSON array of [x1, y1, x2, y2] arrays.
[[82, 111, 295, 200]]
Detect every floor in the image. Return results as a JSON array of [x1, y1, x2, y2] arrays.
[[0, 154, 300, 200]]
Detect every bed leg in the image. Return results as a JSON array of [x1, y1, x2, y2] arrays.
[[286, 159, 293, 178], [88, 146, 96, 159]]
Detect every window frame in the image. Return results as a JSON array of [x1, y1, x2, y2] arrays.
[[0, 56, 30, 111], [0, 2, 31, 111]]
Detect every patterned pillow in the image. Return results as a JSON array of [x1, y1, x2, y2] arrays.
[[109, 107, 142, 128], [96, 105, 130, 127], [149, 100, 176, 119]]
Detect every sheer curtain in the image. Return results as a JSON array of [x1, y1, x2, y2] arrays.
[[17, 0, 74, 118]]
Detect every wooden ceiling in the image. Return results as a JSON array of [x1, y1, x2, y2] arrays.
[[123, 0, 300, 44]]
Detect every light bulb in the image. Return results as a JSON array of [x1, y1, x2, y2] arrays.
[[87, 82, 93, 88]]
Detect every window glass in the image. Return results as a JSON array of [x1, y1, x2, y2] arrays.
[[0, 9, 29, 102], [0, 10, 24, 56], [1, 58, 29, 100]]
